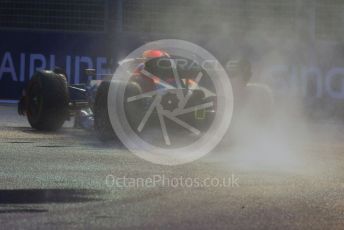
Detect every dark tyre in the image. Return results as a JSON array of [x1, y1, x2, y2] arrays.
[[26, 70, 69, 131], [124, 81, 145, 127], [94, 81, 118, 142], [94, 80, 143, 142]]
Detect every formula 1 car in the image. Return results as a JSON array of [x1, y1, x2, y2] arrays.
[[18, 46, 273, 161], [17, 50, 219, 145]]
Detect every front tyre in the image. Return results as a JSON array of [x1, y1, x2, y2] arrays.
[[26, 70, 69, 131]]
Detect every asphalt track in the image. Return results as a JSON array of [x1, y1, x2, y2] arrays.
[[0, 104, 344, 229]]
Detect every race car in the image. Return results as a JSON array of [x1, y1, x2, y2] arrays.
[[17, 50, 218, 144], [18, 46, 273, 157]]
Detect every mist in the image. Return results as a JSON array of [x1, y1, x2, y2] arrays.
[[120, 0, 344, 171]]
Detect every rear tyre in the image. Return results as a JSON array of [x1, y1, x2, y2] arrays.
[[26, 71, 69, 131], [94, 80, 143, 142], [94, 81, 118, 142], [124, 81, 145, 127]]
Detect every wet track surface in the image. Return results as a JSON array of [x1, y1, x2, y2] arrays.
[[0, 104, 344, 229]]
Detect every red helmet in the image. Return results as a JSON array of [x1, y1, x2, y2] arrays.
[[142, 49, 169, 59]]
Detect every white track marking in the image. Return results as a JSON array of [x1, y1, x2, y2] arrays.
[[157, 106, 171, 145], [173, 102, 214, 116], [137, 95, 161, 132], [163, 111, 201, 135]]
